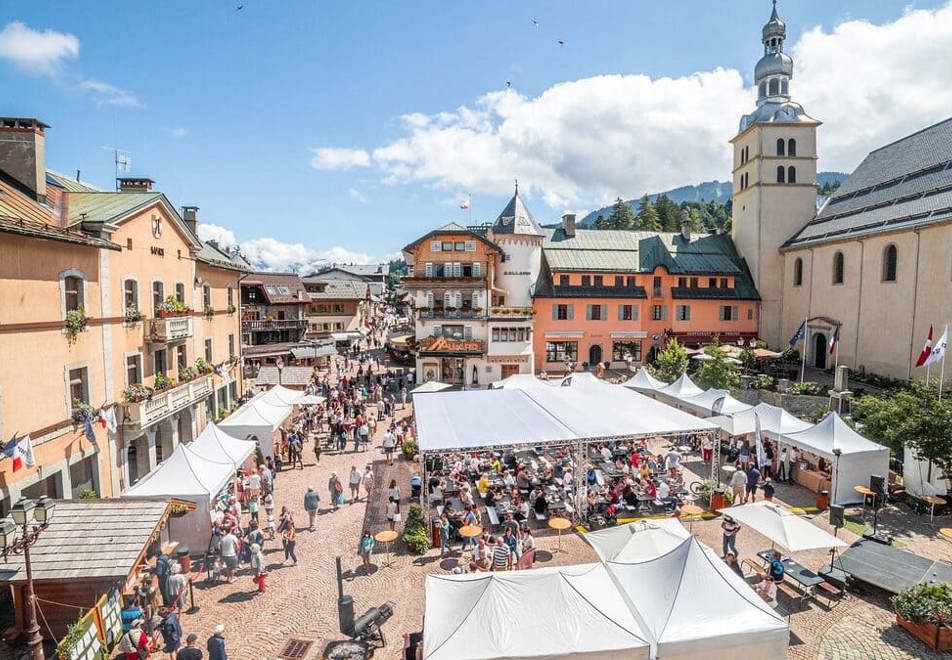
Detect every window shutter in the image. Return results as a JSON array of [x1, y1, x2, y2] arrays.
[[719, 307, 726, 321], [443, 292, 451, 308], [456, 263, 463, 277], [473, 262, 481, 277], [633, 306, 639, 321], [732, 306, 739, 321], [426, 292, 434, 308], [552, 305, 558, 320], [585, 304, 592, 321], [432, 241, 441, 251], [425, 263, 433, 277], [601, 305, 607, 321], [660, 305, 668, 321], [456, 292, 463, 307], [618, 305, 624, 321], [568, 305, 575, 320]]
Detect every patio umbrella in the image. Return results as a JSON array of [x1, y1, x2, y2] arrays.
[[727, 501, 848, 552]]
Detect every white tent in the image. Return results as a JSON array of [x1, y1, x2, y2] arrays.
[[604, 537, 789, 659], [259, 384, 304, 407], [218, 397, 291, 459], [586, 518, 691, 563], [121, 444, 234, 550], [423, 563, 651, 660], [727, 502, 848, 552], [411, 380, 453, 394], [297, 393, 326, 406], [781, 412, 890, 505], [710, 402, 811, 439], [557, 371, 604, 388], [656, 373, 704, 399], [676, 388, 753, 418], [188, 422, 255, 469], [490, 374, 552, 390], [902, 446, 948, 497], [622, 367, 667, 392]]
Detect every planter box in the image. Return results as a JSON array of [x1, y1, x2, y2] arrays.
[[120, 374, 212, 429], [897, 616, 952, 651]]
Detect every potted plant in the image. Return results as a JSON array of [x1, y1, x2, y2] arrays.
[[153, 373, 176, 392], [122, 383, 152, 403], [64, 308, 88, 342], [403, 438, 418, 460], [472, 306, 483, 313], [203, 304, 215, 318], [401, 504, 432, 554], [124, 303, 142, 324], [156, 295, 190, 318], [178, 365, 198, 383], [227, 303, 237, 315], [71, 399, 96, 424], [195, 357, 214, 375], [892, 583, 952, 651]]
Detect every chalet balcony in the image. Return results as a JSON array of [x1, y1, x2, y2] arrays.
[[242, 318, 309, 332], [120, 374, 213, 430], [418, 309, 484, 320], [489, 306, 535, 320], [147, 316, 193, 343]]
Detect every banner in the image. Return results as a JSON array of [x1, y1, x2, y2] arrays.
[[97, 587, 123, 648]]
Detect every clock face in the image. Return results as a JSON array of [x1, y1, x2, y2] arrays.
[[780, 106, 796, 120]]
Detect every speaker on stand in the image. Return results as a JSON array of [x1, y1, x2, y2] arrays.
[[863, 475, 893, 545]]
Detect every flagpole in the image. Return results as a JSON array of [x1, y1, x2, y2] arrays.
[[800, 316, 808, 384], [940, 329, 947, 398], [834, 327, 840, 371]]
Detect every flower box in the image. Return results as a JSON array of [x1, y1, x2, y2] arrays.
[[156, 309, 190, 319], [897, 616, 952, 651]]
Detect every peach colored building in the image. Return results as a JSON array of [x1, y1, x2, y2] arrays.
[[533, 216, 760, 374], [0, 117, 247, 512]]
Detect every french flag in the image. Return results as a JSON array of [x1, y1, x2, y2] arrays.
[[829, 327, 839, 355]]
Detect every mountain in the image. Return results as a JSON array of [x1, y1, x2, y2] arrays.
[[579, 172, 848, 226]]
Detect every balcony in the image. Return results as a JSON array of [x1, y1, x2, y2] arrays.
[[418, 309, 484, 320], [403, 274, 487, 287], [489, 306, 535, 320], [147, 316, 193, 343], [242, 318, 309, 332], [120, 374, 213, 429]]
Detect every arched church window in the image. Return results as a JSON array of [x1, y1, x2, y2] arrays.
[[776, 139, 785, 156], [777, 166, 785, 184], [832, 252, 844, 284], [883, 245, 898, 282], [793, 258, 803, 286], [788, 166, 796, 183], [768, 79, 779, 96], [788, 138, 797, 156]]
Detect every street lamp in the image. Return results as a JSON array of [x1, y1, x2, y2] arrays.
[[276, 357, 285, 385], [1, 496, 55, 660]]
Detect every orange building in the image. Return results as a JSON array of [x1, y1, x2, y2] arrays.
[[0, 117, 247, 511], [533, 215, 760, 373]]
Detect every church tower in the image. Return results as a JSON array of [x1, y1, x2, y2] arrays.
[[731, 0, 820, 347]]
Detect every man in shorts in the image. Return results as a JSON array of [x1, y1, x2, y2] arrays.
[[219, 529, 239, 583]]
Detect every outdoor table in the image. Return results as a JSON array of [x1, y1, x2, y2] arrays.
[[636, 495, 653, 514], [921, 495, 946, 525], [939, 528, 952, 542], [721, 464, 737, 474], [853, 486, 876, 514], [757, 550, 826, 604], [681, 504, 704, 533], [374, 530, 398, 569], [548, 517, 572, 553]]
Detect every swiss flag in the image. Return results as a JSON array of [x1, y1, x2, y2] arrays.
[[916, 324, 934, 367]]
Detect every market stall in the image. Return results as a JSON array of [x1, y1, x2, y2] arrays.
[[218, 395, 292, 459], [653, 373, 704, 402], [187, 422, 256, 469], [780, 412, 891, 505], [673, 388, 753, 418], [621, 367, 667, 393]]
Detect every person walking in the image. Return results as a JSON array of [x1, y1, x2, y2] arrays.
[[249, 543, 266, 594], [329, 472, 343, 509], [160, 608, 182, 658], [438, 512, 451, 557], [388, 479, 401, 513], [745, 463, 761, 504], [206, 625, 227, 660], [386, 496, 398, 531], [304, 487, 320, 530], [362, 465, 375, 501], [349, 465, 363, 503], [282, 518, 298, 565], [177, 634, 202, 660], [358, 530, 375, 571], [383, 429, 395, 466], [721, 514, 741, 557], [730, 465, 748, 505], [219, 528, 238, 583]]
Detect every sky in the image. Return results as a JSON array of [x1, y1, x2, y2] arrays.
[[3, 1, 952, 272]]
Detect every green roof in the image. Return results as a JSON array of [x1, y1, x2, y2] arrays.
[[66, 191, 163, 225], [195, 240, 250, 272], [46, 170, 103, 193]]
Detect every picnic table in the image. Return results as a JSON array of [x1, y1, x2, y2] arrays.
[[757, 550, 831, 605]]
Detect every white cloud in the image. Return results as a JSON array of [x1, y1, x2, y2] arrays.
[[309, 147, 371, 170], [196, 223, 237, 248], [78, 79, 142, 107], [0, 21, 79, 74], [348, 187, 368, 203], [169, 127, 188, 138], [309, 1, 952, 206]]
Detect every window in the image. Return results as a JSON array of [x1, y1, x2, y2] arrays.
[[151, 281, 165, 312], [652, 305, 665, 321], [227, 286, 234, 309], [759, 81, 767, 98], [204, 338, 213, 363], [492, 328, 500, 342], [554, 304, 573, 320], [676, 305, 691, 321], [465, 241, 475, 251], [559, 275, 569, 286], [64, 275, 84, 312], [431, 240, 441, 251], [720, 278, 729, 289], [153, 348, 168, 376], [177, 345, 188, 371], [175, 282, 185, 304], [690, 277, 698, 288], [425, 262, 433, 277], [228, 334, 235, 358], [793, 257, 803, 286], [626, 276, 635, 288], [677, 277, 687, 288], [594, 275, 603, 287], [618, 304, 635, 321], [781, 79, 789, 95], [652, 276, 662, 296], [776, 138, 785, 156], [787, 166, 796, 183], [776, 166, 786, 183], [586, 304, 606, 321], [788, 138, 797, 156], [614, 276, 623, 287], [545, 341, 577, 363], [123, 279, 138, 309], [883, 244, 898, 282], [747, 308, 754, 320], [708, 277, 717, 288], [126, 355, 142, 386], [454, 241, 465, 251], [769, 78, 779, 96], [441, 241, 452, 251], [719, 305, 739, 321], [612, 341, 642, 362], [832, 251, 844, 284], [581, 275, 591, 287], [473, 262, 481, 277], [202, 283, 211, 309], [68, 367, 89, 408]]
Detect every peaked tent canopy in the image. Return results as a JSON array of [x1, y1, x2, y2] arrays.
[[656, 373, 704, 399], [676, 388, 752, 417], [490, 374, 552, 390], [710, 402, 812, 438], [585, 518, 691, 564], [218, 397, 291, 459], [259, 384, 304, 407], [187, 422, 255, 468], [411, 380, 453, 394], [423, 563, 651, 660], [727, 502, 848, 552], [604, 537, 789, 659], [557, 371, 603, 388], [622, 367, 667, 392]]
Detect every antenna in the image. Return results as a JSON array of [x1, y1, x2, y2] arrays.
[[102, 146, 132, 190]]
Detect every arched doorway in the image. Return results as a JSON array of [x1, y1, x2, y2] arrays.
[[813, 333, 828, 369], [588, 344, 603, 366]]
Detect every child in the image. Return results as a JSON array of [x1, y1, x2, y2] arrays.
[[264, 493, 274, 519], [267, 514, 276, 540]]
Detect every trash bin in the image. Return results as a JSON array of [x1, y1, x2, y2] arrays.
[[431, 519, 441, 548], [711, 487, 727, 512], [816, 490, 829, 510], [175, 547, 191, 574]]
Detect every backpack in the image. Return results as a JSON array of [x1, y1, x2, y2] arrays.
[[117, 630, 137, 653]]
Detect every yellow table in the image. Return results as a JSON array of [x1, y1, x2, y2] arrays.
[[681, 504, 704, 533], [854, 485, 876, 514], [921, 495, 946, 526], [548, 517, 572, 553], [374, 529, 399, 568], [939, 528, 952, 542]]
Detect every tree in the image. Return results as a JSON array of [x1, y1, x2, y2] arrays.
[[695, 345, 741, 390], [593, 214, 609, 230], [635, 194, 661, 231], [739, 346, 757, 372], [607, 197, 636, 230], [653, 194, 683, 232], [652, 338, 689, 383]]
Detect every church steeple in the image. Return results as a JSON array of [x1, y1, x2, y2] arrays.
[[755, 0, 793, 105]]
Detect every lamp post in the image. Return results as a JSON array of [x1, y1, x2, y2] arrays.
[[1, 496, 56, 660], [276, 357, 285, 386]]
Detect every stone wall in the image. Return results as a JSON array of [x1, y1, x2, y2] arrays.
[[732, 388, 829, 420]]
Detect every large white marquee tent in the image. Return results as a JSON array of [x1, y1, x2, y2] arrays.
[[622, 367, 667, 392], [218, 394, 291, 459], [675, 388, 753, 418]]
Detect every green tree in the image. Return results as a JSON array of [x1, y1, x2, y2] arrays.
[[654, 194, 683, 232], [695, 345, 741, 390], [635, 194, 661, 231], [652, 338, 689, 383], [593, 214, 609, 230], [739, 346, 757, 372], [607, 197, 636, 230]]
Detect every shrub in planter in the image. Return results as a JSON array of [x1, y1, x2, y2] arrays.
[[203, 304, 215, 317], [153, 373, 176, 391], [64, 308, 88, 342], [179, 366, 198, 383], [403, 438, 418, 460], [790, 381, 824, 396], [892, 582, 952, 651], [195, 358, 213, 374], [157, 295, 189, 317], [71, 399, 96, 424], [123, 383, 152, 403], [402, 504, 432, 554], [124, 303, 142, 323]]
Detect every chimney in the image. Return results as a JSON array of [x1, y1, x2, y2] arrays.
[[0, 117, 49, 203], [182, 206, 199, 234], [562, 213, 577, 237], [680, 220, 692, 242], [117, 176, 154, 192]]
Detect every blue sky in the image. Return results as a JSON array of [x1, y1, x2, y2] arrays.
[[2, 1, 951, 269]]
